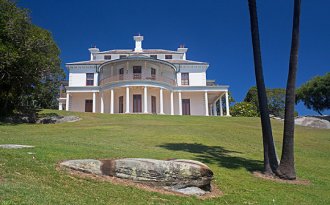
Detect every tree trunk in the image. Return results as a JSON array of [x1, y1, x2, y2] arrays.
[[276, 0, 301, 180], [248, 0, 279, 174]]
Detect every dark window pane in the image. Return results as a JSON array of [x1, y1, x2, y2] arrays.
[[86, 73, 94, 86], [150, 55, 157, 59], [165, 55, 172, 59], [104, 55, 111, 60]]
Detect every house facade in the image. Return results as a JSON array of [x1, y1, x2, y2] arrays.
[[59, 35, 230, 116]]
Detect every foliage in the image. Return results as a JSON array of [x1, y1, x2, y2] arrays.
[[0, 110, 329, 204], [0, 0, 64, 116], [244, 86, 287, 118], [231, 102, 259, 117], [296, 72, 330, 115]]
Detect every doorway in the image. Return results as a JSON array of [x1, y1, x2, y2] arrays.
[[182, 99, 190, 115], [85, 100, 93, 112], [151, 96, 156, 114], [119, 96, 124, 113], [133, 94, 142, 113]]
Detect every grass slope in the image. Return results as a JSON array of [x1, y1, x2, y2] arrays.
[[0, 110, 329, 205]]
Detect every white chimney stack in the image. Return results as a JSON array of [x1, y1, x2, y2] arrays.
[[134, 35, 144, 52], [177, 44, 188, 60], [88, 46, 99, 61]]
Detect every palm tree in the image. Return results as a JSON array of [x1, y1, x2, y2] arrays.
[[276, 0, 301, 180], [247, 0, 279, 174]]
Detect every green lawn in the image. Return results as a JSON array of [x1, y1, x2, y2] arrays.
[[0, 110, 329, 205]]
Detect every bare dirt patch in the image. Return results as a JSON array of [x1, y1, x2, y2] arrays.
[[253, 171, 311, 185], [57, 164, 223, 199]]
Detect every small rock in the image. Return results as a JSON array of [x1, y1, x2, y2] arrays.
[[0, 144, 34, 149], [166, 186, 208, 196]]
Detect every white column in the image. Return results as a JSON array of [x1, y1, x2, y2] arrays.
[[92, 92, 96, 113], [100, 92, 104, 113], [170, 91, 174, 115], [204, 91, 209, 116], [59, 102, 63, 111], [220, 95, 223, 116], [125, 87, 130, 113], [144, 86, 148, 113], [159, 88, 164, 114], [110, 89, 114, 114], [213, 101, 217, 116], [225, 91, 230, 116], [66, 93, 70, 111], [178, 91, 182, 115]]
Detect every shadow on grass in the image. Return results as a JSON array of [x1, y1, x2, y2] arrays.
[[158, 143, 263, 172]]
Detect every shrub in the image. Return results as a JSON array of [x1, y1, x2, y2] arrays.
[[231, 102, 259, 117]]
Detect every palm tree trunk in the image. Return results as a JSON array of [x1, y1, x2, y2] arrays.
[[276, 0, 301, 180], [248, 0, 279, 174]]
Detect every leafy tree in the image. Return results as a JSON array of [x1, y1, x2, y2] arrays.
[[276, 0, 301, 180], [244, 86, 286, 118], [296, 72, 330, 115], [0, 0, 64, 116], [247, 0, 278, 174], [231, 102, 258, 117]]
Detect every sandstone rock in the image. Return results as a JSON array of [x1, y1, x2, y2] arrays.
[[60, 158, 214, 195], [61, 159, 102, 175], [167, 186, 208, 196], [37, 116, 81, 124], [0, 144, 34, 149], [295, 116, 330, 129]]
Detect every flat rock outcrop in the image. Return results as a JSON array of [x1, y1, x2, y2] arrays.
[[295, 116, 330, 129], [60, 158, 213, 195], [0, 144, 34, 149]]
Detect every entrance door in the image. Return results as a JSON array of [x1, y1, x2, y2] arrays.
[[151, 96, 156, 114], [119, 96, 124, 113], [133, 94, 142, 113], [85, 100, 93, 112], [182, 99, 190, 115]]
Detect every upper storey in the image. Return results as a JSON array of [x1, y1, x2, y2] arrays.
[[66, 35, 211, 87]]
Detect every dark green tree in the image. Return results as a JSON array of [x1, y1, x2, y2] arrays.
[[0, 0, 64, 116], [296, 72, 330, 115], [244, 86, 287, 118], [247, 0, 279, 174], [276, 0, 301, 180]]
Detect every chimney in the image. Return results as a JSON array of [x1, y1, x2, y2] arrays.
[[88, 46, 99, 61], [133, 34, 144, 52], [177, 44, 188, 60]]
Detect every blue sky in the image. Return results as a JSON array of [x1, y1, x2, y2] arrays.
[[19, 0, 329, 115]]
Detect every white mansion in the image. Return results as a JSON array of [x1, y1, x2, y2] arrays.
[[59, 35, 230, 116]]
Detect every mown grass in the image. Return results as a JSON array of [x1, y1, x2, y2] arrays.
[[0, 110, 329, 205]]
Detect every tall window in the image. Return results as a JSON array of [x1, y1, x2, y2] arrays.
[[104, 55, 111, 60], [181, 73, 189, 85], [150, 55, 157, 59], [133, 66, 142, 79], [119, 68, 124, 80], [119, 55, 127, 59], [151, 68, 156, 80], [165, 55, 172, 59], [86, 73, 94, 86]]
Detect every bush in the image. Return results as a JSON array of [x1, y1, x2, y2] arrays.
[[231, 102, 259, 117]]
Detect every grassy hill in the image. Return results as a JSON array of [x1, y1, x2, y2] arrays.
[[0, 110, 329, 204]]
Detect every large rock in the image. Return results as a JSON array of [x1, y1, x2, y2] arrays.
[[295, 116, 330, 129], [60, 158, 213, 194]]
